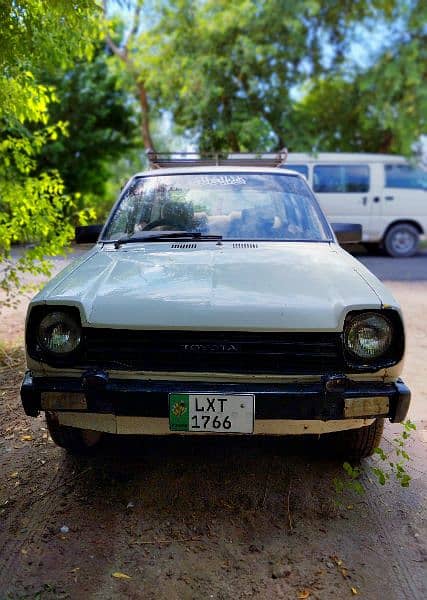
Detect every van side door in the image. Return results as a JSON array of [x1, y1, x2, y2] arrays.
[[312, 163, 374, 241], [383, 163, 427, 233]]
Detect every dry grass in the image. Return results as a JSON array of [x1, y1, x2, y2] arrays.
[[0, 343, 25, 372], [0, 344, 25, 408]]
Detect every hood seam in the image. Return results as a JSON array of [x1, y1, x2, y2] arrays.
[[352, 268, 384, 307], [48, 249, 98, 296]]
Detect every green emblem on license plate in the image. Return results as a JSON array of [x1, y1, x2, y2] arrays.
[[169, 394, 189, 431]]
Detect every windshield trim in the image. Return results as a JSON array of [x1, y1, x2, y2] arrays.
[[100, 171, 335, 244]]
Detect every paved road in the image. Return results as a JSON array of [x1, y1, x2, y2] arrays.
[[352, 247, 427, 281]]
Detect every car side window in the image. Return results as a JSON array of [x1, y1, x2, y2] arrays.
[[385, 164, 427, 190], [286, 164, 308, 178], [313, 165, 369, 193]]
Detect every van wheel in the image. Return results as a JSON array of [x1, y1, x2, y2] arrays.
[[323, 418, 384, 460], [384, 223, 419, 257], [46, 411, 102, 454]]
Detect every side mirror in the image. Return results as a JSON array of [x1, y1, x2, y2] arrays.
[[75, 224, 103, 244], [331, 223, 362, 244]]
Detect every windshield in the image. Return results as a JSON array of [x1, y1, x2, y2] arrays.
[[102, 172, 332, 242]]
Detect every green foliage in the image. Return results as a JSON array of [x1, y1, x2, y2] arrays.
[[292, 51, 426, 154], [334, 420, 416, 501], [0, 119, 96, 299], [372, 419, 417, 487], [334, 462, 365, 496], [287, 1, 426, 154], [0, 0, 98, 68], [137, 0, 424, 154], [0, 0, 99, 300], [37, 47, 138, 220]]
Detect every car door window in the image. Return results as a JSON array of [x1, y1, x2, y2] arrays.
[[313, 165, 369, 193]]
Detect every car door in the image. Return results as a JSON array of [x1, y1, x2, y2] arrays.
[[382, 163, 427, 230], [312, 163, 375, 240]]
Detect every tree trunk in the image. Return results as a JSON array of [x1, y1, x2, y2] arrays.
[[378, 131, 394, 153], [103, 0, 155, 152], [137, 83, 155, 151]]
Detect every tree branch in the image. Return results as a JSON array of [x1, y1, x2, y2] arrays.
[[103, 0, 127, 61], [123, 0, 143, 50], [102, 0, 156, 152]]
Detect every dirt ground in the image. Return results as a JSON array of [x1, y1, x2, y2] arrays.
[[0, 253, 426, 600]]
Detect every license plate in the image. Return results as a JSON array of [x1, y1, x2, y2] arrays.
[[169, 393, 254, 433]]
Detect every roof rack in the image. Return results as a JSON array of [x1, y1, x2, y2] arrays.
[[147, 150, 288, 169]]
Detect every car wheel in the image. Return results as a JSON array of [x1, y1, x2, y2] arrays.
[[323, 418, 384, 460], [384, 223, 419, 257], [46, 411, 102, 453]]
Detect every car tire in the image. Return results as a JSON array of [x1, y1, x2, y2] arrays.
[[384, 223, 419, 257], [46, 411, 102, 453], [323, 418, 384, 460]]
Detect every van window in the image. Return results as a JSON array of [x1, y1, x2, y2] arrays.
[[286, 164, 308, 178], [313, 165, 369, 193], [385, 164, 427, 190]]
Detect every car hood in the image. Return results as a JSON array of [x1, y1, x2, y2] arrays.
[[32, 242, 398, 332]]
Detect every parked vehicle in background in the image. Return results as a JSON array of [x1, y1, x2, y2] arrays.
[[284, 153, 427, 257]]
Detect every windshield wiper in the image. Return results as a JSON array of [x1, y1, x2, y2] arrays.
[[113, 231, 222, 249]]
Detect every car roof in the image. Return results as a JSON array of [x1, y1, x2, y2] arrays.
[[132, 166, 304, 178]]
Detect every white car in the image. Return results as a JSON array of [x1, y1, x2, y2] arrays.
[[285, 153, 427, 257], [21, 156, 411, 458]]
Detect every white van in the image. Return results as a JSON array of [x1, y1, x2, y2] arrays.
[[284, 153, 427, 257]]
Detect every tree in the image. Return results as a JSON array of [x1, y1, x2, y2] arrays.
[[37, 46, 138, 219], [102, 0, 157, 151], [144, 0, 402, 152], [107, 0, 422, 157], [0, 0, 99, 300], [291, 0, 426, 155]]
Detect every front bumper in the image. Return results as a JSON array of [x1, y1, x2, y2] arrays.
[[21, 371, 411, 424]]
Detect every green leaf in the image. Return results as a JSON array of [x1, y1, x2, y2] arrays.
[[372, 468, 388, 486], [374, 447, 387, 461]]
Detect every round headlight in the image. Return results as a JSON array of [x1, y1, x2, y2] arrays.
[[345, 313, 393, 360], [38, 312, 81, 354]]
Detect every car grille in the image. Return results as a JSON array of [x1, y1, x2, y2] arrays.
[[82, 329, 344, 374]]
